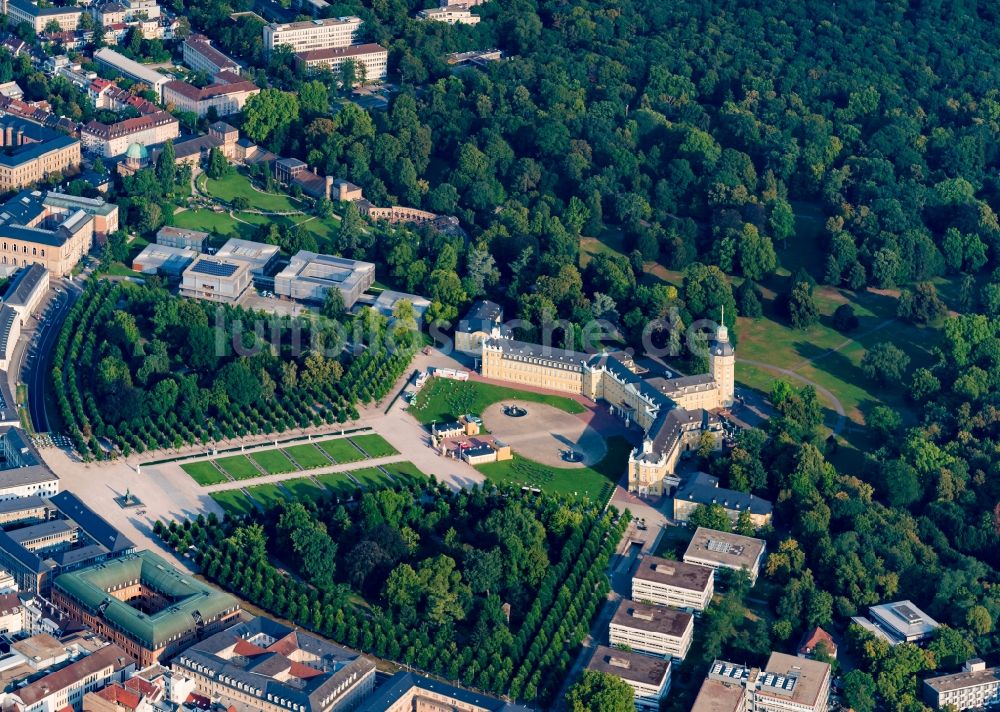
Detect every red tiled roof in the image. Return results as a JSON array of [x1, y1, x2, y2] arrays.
[[124, 676, 160, 699], [233, 639, 266, 657], [94, 684, 142, 710], [288, 662, 324, 679], [798, 626, 837, 656]]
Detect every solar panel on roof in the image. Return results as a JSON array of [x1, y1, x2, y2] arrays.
[[192, 260, 238, 277]]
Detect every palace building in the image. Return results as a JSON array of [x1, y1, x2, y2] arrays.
[[475, 303, 735, 494]]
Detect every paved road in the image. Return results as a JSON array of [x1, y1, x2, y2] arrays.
[[25, 281, 78, 433], [739, 357, 847, 435]]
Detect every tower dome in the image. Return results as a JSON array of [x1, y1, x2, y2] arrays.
[[125, 142, 148, 161]]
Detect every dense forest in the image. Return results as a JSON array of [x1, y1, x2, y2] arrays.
[[156, 482, 626, 706]]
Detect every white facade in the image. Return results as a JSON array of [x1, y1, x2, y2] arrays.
[[263, 16, 362, 53], [295, 43, 387, 82], [610, 601, 694, 661], [925, 659, 1000, 711], [417, 6, 480, 24], [631, 557, 714, 611]]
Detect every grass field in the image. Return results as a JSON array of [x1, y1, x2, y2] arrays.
[[283, 477, 327, 501], [409, 379, 586, 424], [180, 460, 228, 485], [200, 171, 301, 213], [214, 455, 263, 480], [171, 208, 246, 237], [316, 471, 359, 495], [248, 483, 289, 510], [350, 434, 398, 458], [211, 490, 256, 516], [317, 438, 366, 463], [477, 435, 631, 502], [347, 467, 396, 489], [249, 449, 297, 475], [382, 461, 428, 485], [283, 444, 333, 469]]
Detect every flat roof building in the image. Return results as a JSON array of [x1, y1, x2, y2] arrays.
[[587, 645, 671, 712], [683, 527, 766, 586], [610, 599, 694, 662], [632, 555, 714, 611], [274, 250, 375, 307], [179, 256, 252, 303], [863, 600, 940, 645], [93, 48, 171, 100], [692, 655, 831, 712], [156, 226, 207, 251], [53, 550, 241, 666], [131, 243, 197, 277], [924, 658, 1000, 711], [214, 237, 279, 275], [417, 5, 480, 23], [263, 16, 362, 53], [173, 616, 375, 712]]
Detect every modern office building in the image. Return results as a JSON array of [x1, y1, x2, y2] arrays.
[[173, 616, 375, 712], [0, 490, 135, 594], [182, 34, 241, 75], [924, 658, 1000, 711], [631, 555, 714, 611], [274, 250, 375, 307], [179, 256, 252, 303], [359, 671, 531, 711], [294, 43, 387, 82], [156, 226, 207, 251], [673, 472, 773, 527], [53, 551, 241, 666], [682, 527, 766, 586], [81, 111, 179, 158], [0, 117, 80, 193], [162, 71, 259, 118], [93, 48, 171, 100], [692, 655, 831, 712], [1, 0, 81, 32], [587, 646, 671, 712], [851, 600, 940, 646], [609, 599, 694, 661], [214, 237, 279, 276], [263, 16, 362, 53], [131, 243, 197, 277]]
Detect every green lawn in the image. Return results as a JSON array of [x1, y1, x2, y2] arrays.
[[104, 263, 142, 278], [348, 467, 396, 489], [283, 477, 327, 501], [180, 460, 228, 485], [211, 490, 256, 516], [316, 471, 360, 495], [171, 208, 247, 238], [283, 444, 333, 470], [249, 449, 297, 475], [317, 438, 367, 464], [201, 171, 302, 212], [214, 455, 263, 480], [350, 433, 398, 458], [383, 461, 428, 485], [248, 483, 288, 510], [477, 435, 631, 502], [409, 379, 586, 424]]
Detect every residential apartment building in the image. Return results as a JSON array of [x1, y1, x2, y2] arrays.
[[173, 617, 376, 712], [163, 72, 259, 117], [632, 555, 714, 611], [683, 527, 766, 586], [610, 599, 694, 661], [295, 43, 387, 82], [0, 644, 135, 712], [0, 117, 80, 192], [263, 16, 362, 53], [417, 6, 480, 24], [2, 0, 81, 32], [359, 671, 530, 711], [182, 33, 240, 75], [588, 646, 671, 712], [93, 48, 171, 100], [52, 551, 241, 666], [692, 655, 831, 712], [81, 111, 179, 158], [924, 659, 1000, 711], [673, 472, 773, 527]]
